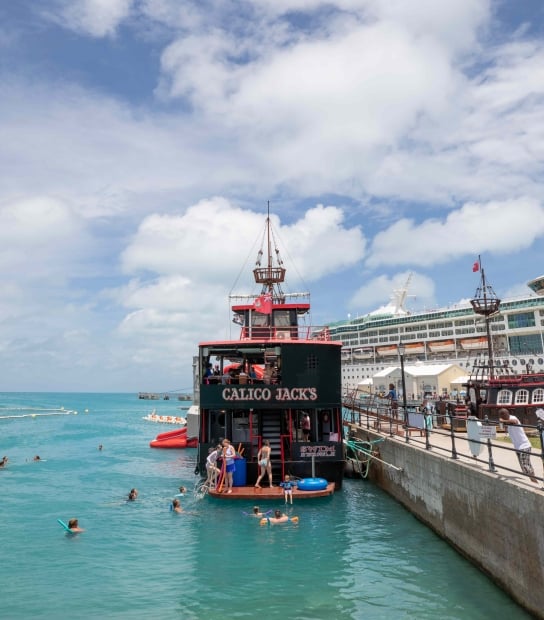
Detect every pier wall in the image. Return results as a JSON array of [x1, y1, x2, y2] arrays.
[[353, 428, 544, 618]]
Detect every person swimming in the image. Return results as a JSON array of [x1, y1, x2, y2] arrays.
[[127, 488, 138, 501], [172, 498, 183, 513], [260, 509, 299, 526], [0, 456, 8, 468], [68, 518, 85, 533]]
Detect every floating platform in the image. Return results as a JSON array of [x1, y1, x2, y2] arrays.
[[208, 482, 335, 500]]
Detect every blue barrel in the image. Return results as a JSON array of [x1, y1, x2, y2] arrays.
[[232, 457, 247, 486]]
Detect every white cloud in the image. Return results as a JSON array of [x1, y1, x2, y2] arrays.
[[48, 0, 135, 37], [120, 199, 365, 283], [349, 271, 436, 313], [367, 199, 544, 268]]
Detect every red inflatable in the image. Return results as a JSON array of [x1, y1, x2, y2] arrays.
[[155, 427, 187, 440], [149, 426, 197, 449]]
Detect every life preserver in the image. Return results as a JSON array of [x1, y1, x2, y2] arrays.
[[297, 477, 328, 491], [260, 515, 299, 526]]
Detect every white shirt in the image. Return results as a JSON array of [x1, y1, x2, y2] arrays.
[[506, 415, 531, 451]]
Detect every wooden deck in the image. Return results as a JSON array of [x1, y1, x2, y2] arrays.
[[208, 482, 335, 500]]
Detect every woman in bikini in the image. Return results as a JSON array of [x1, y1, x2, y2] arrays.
[[254, 439, 273, 488]]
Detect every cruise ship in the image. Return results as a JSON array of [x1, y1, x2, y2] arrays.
[[327, 274, 544, 391]]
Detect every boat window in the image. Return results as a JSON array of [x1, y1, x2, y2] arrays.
[[514, 389, 529, 405], [497, 389, 512, 405], [251, 313, 269, 326], [532, 388, 544, 404], [273, 310, 292, 327]]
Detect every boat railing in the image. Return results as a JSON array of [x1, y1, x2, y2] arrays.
[[343, 398, 544, 487], [238, 325, 333, 341]]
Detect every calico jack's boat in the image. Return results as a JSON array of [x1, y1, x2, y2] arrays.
[[192, 207, 345, 496]]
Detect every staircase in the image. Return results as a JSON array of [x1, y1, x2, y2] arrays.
[[261, 411, 283, 477]]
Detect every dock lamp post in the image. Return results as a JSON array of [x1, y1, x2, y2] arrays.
[[398, 342, 409, 441]]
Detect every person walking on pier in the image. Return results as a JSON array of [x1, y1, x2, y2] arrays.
[[498, 408, 538, 484]]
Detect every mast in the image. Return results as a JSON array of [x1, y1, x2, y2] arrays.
[[470, 256, 501, 378], [253, 201, 286, 299]]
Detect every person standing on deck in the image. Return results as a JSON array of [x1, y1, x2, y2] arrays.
[[498, 408, 538, 483], [206, 445, 221, 488], [222, 438, 236, 493], [302, 413, 311, 442], [255, 440, 273, 488]]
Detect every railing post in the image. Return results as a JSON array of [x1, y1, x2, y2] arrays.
[[404, 405, 410, 443], [483, 415, 497, 472], [537, 419, 544, 484], [449, 409, 458, 459], [389, 406, 393, 437]]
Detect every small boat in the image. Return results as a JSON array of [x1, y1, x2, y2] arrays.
[[142, 410, 187, 425], [428, 339, 455, 353], [404, 342, 425, 354], [376, 345, 398, 356], [460, 337, 488, 350], [149, 427, 198, 449], [353, 347, 373, 360]]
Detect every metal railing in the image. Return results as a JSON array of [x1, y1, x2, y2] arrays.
[[343, 396, 544, 487]]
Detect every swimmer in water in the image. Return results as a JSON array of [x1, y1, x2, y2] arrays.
[[0, 456, 8, 468], [128, 488, 138, 501], [68, 518, 85, 533], [172, 498, 183, 513], [33, 455, 41, 461]]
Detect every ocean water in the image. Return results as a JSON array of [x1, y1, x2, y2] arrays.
[[0, 392, 531, 620]]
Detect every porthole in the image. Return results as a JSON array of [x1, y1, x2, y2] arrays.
[[512, 360, 518, 366]]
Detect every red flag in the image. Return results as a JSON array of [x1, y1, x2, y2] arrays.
[[253, 293, 272, 314], [472, 261, 479, 272]]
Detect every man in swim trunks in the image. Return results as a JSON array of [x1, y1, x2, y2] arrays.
[[222, 439, 236, 494]]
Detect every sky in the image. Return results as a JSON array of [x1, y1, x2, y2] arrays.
[[1, 0, 544, 392]]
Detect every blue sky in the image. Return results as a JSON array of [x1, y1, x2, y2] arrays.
[[1, 0, 544, 392]]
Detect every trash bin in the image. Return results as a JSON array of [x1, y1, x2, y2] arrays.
[[232, 457, 247, 486]]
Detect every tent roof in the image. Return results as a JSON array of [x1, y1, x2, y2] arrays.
[[372, 363, 463, 378]]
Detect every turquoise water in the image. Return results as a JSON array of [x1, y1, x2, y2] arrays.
[[0, 393, 530, 619]]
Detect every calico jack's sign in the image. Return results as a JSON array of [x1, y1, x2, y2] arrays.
[[222, 386, 318, 402]]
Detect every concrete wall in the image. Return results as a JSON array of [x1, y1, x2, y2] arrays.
[[353, 427, 544, 618]]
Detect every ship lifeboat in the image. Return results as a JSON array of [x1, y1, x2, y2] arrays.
[[428, 339, 455, 353], [149, 426, 197, 448], [353, 348, 373, 360], [341, 348, 352, 361], [404, 342, 425, 355], [376, 345, 398, 357], [460, 337, 488, 350]]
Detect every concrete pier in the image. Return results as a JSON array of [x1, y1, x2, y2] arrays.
[[346, 422, 544, 618]]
